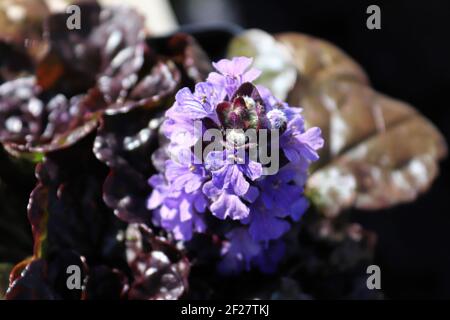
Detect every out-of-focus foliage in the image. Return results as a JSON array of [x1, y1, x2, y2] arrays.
[[229, 30, 447, 217], [227, 29, 297, 101], [277, 33, 447, 216], [0, 0, 49, 60]]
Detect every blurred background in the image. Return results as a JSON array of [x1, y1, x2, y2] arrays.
[[167, 0, 450, 299]]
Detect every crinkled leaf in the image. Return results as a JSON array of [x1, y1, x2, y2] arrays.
[[5, 258, 56, 299], [148, 33, 212, 86], [0, 77, 100, 158], [41, 2, 145, 95], [274, 32, 447, 216], [6, 251, 89, 300], [94, 108, 163, 222], [24, 134, 127, 266], [0, 2, 175, 158], [125, 224, 190, 300]]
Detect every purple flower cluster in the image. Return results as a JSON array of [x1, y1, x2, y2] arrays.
[[148, 57, 324, 274]]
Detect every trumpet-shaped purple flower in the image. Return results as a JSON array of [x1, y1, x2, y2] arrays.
[[172, 82, 224, 122], [281, 115, 324, 163], [205, 150, 262, 196], [148, 56, 323, 274]]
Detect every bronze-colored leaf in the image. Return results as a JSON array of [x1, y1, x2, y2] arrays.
[[227, 29, 297, 100], [0, 263, 14, 299], [275, 32, 447, 216], [0, 0, 49, 60]]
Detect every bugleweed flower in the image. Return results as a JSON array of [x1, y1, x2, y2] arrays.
[[148, 56, 324, 274]]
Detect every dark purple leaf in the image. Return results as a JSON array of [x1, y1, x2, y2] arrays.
[[275, 32, 448, 216], [126, 224, 190, 300]]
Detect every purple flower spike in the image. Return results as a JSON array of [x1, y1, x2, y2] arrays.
[[148, 56, 323, 274]]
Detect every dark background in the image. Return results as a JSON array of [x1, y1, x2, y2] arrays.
[[170, 0, 450, 299]]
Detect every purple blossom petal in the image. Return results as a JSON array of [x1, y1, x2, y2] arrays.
[[174, 87, 211, 119], [281, 114, 324, 163], [242, 68, 262, 83], [241, 160, 263, 181], [209, 187, 250, 220], [155, 190, 206, 241], [165, 159, 206, 193], [252, 240, 285, 274], [213, 57, 253, 75], [242, 186, 259, 203], [208, 57, 261, 98]]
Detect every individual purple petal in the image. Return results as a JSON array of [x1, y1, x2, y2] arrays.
[[163, 106, 201, 147], [290, 196, 309, 221], [241, 160, 263, 181], [206, 72, 224, 87], [193, 82, 225, 111], [242, 68, 262, 83], [257, 170, 304, 216], [207, 57, 261, 98], [174, 87, 210, 119], [202, 180, 222, 198], [298, 127, 325, 160], [242, 186, 259, 203], [211, 164, 249, 196], [147, 174, 169, 209], [172, 82, 222, 123], [209, 187, 250, 220], [213, 57, 253, 75], [155, 189, 207, 241]]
